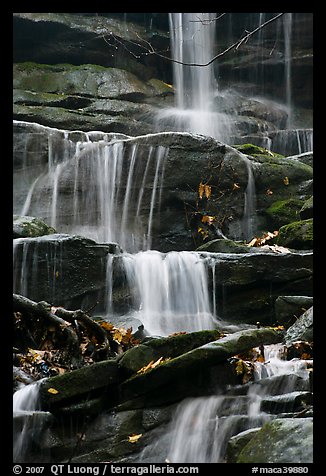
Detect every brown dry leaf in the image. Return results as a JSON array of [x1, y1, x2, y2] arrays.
[[204, 184, 212, 199], [128, 434, 142, 444], [137, 356, 170, 375], [283, 176, 289, 185], [266, 189, 273, 195], [198, 182, 205, 199], [233, 183, 241, 191], [100, 321, 115, 332], [247, 237, 258, 247], [201, 215, 215, 225]]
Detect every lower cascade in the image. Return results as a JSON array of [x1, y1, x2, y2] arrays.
[[140, 344, 312, 463]]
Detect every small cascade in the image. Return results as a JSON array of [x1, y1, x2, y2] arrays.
[[13, 235, 65, 301], [114, 250, 217, 336], [142, 342, 312, 463], [14, 123, 169, 252], [13, 380, 51, 463], [241, 155, 257, 242]]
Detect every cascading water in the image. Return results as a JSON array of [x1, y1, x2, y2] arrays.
[[119, 250, 217, 335], [140, 343, 312, 463], [16, 128, 168, 252], [157, 13, 232, 142], [13, 380, 51, 463]]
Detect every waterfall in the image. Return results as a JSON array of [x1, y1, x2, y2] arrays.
[[154, 343, 311, 463], [283, 13, 293, 127], [13, 380, 51, 463], [156, 13, 232, 141], [241, 155, 257, 242], [117, 250, 217, 336], [14, 124, 169, 252]]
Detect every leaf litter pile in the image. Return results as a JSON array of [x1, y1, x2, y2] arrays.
[[13, 295, 313, 392], [13, 294, 141, 383]]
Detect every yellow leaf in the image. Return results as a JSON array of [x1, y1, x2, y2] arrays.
[[100, 321, 115, 332], [151, 356, 163, 369], [128, 433, 142, 443], [201, 215, 215, 225], [47, 388, 59, 395], [136, 356, 170, 375], [198, 182, 205, 199], [283, 176, 289, 185], [204, 184, 211, 199]]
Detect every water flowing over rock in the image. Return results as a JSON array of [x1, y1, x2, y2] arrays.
[[13, 12, 313, 466], [13, 121, 312, 251]]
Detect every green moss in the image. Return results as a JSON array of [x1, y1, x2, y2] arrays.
[[265, 198, 304, 228], [233, 143, 284, 159], [277, 218, 313, 250]]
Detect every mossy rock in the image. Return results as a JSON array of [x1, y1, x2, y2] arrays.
[[233, 143, 284, 159], [236, 418, 313, 463], [118, 329, 222, 377], [300, 195, 313, 219], [13, 215, 56, 238], [196, 238, 250, 253], [265, 198, 304, 229], [277, 218, 313, 250]]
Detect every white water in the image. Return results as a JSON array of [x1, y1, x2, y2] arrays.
[[13, 380, 50, 463], [157, 13, 232, 141], [241, 155, 257, 241], [16, 129, 168, 252], [161, 343, 311, 463], [118, 250, 217, 335]]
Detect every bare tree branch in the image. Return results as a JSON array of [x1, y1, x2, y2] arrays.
[[97, 12, 285, 67]]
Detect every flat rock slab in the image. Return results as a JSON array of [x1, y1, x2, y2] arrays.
[[40, 359, 119, 409]]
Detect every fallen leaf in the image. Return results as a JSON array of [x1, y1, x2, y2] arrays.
[[201, 215, 215, 225], [204, 184, 212, 199], [283, 176, 289, 185], [266, 189, 273, 195], [128, 433, 142, 443], [137, 357, 170, 374], [233, 183, 241, 190], [198, 182, 205, 199], [47, 388, 59, 395], [100, 321, 115, 332]]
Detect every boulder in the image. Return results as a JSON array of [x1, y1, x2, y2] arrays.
[[277, 218, 313, 250], [118, 329, 222, 377], [119, 327, 283, 406], [204, 249, 313, 324], [236, 418, 313, 463], [13, 215, 56, 238], [40, 359, 119, 410], [274, 295, 313, 326], [300, 195, 313, 219], [13, 122, 314, 251], [226, 427, 261, 463], [284, 306, 313, 344], [13, 234, 116, 310], [265, 198, 305, 229]]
